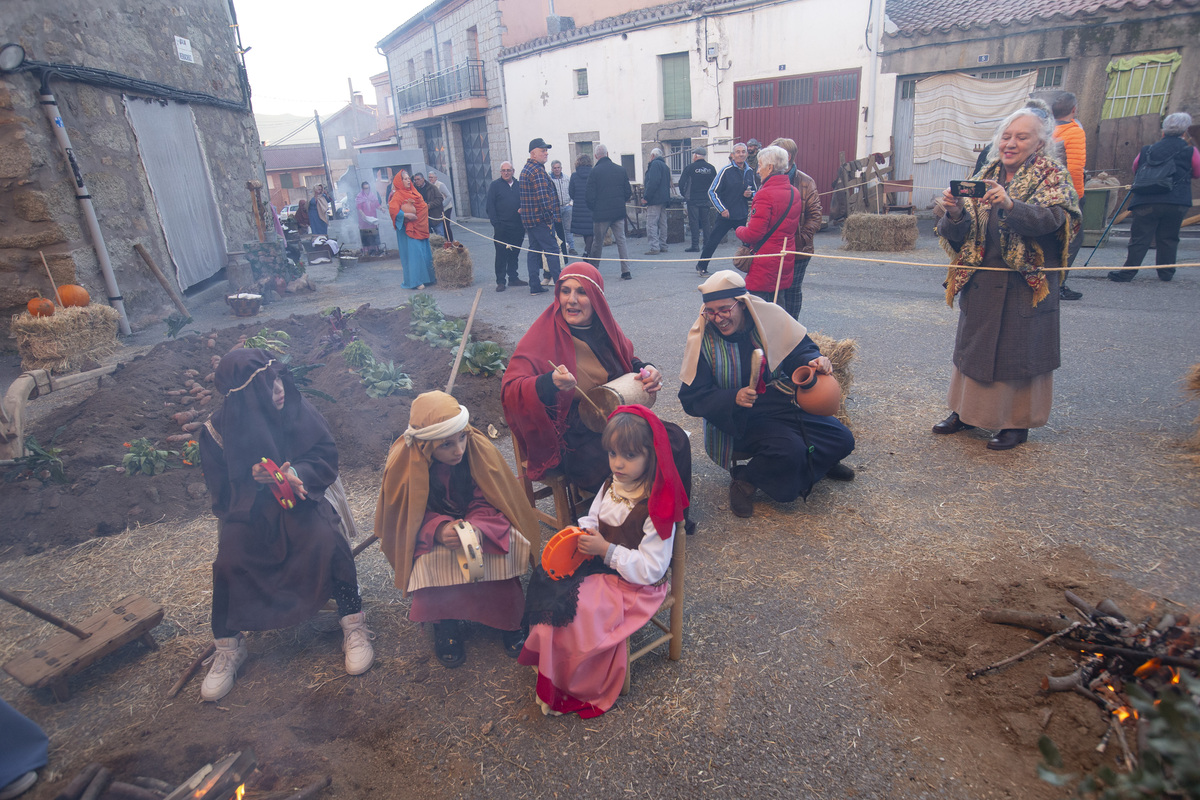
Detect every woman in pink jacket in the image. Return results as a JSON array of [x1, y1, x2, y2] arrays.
[[735, 145, 804, 302]]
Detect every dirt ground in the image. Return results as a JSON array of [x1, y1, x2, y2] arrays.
[[0, 302, 1190, 799]]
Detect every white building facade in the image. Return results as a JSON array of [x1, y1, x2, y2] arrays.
[[499, 0, 895, 195]]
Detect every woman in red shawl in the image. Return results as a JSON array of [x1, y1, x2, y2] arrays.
[[388, 170, 435, 289], [501, 263, 692, 526]]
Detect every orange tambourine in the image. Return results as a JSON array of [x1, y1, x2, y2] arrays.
[[541, 526, 590, 580]]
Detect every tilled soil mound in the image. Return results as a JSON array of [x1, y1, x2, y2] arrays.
[[0, 305, 505, 558]]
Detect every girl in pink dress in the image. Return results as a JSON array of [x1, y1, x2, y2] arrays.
[[519, 405, 688, 717]]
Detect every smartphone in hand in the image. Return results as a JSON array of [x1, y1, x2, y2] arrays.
[[950, 180, 987, 198]]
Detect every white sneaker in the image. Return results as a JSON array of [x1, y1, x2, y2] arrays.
[[200, 635, 247, 701], [339, 612, 375, 675]]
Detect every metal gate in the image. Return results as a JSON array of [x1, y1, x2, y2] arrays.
[[733, 68, 861, 195], [458, 116, 491, 218]]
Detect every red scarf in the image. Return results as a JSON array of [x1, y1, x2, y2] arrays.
[[501, 263, 634, 479], [388, 172, 429, 240], [610, 405, 687, 539]]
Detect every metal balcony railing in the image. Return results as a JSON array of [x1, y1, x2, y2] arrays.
[[395, 60, 486, 114]]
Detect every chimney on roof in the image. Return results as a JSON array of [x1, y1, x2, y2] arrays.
[[546, 15, 575, 35], [353, 92, 364, 106]]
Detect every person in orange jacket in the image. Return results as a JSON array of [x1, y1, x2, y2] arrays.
[[1052, 92, 1086, 301]]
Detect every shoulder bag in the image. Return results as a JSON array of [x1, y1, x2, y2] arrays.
[[732, 186, 795, 272]]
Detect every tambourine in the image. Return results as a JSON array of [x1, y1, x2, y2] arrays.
[[541, 526, 590, 580], [452, 520, 485, 583], [259, 458, 296, 509]]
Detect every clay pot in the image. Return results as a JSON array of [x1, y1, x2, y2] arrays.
[[790, 365, 842, 417]]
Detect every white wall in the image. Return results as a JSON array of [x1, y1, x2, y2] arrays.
[[500, 0, 896, 175]]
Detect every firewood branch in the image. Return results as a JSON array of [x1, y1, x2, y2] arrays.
[[980, 609, 1075, 636], [968, 622, 1083, 678]]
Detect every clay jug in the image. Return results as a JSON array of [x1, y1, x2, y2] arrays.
[[790, 365, 842, 417]]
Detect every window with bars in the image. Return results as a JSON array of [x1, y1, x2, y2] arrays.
[[736, 82, 773, 109], [817, 73, 857, 102], [1037, 65, 1063, 88], [663, 139, 692, 175], [661, 53, 691, 120], [778, 77, 811, 106], [575, 69, 589, 97], [971, 64, 1064, 87], [1102, 53, 1180, 119]]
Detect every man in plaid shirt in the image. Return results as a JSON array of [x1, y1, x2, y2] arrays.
[[519, 137, 561, 294]]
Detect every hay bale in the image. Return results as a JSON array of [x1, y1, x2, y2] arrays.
[[428, 233, 446, 250], [432, 241, 474, 288], [841, 213, 918, 251], [11, 305, 121, 373], [808, 331, 856, 429]]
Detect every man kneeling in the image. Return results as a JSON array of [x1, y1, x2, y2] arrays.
[[678, 270, 855, 518]]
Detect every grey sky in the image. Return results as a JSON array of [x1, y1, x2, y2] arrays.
[[234, 0, 425, 116]]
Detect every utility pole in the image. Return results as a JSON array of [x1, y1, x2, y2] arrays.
[[314, 109, 335, 209]]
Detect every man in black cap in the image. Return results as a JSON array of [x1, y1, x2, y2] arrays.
[[519, 137, 561, 294], [678, 147, 716, 253]]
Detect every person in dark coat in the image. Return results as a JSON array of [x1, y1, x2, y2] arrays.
[[642, 147, 672, 255], [934, 107, 1081, 452], [678, 271, 855, 519], [696, 144, 757, 275], [294, 195, 310, 235], [770, 137, 823, 318], [486, 162, 527, 292], [1109, 112, 1199, 283], [679, 147, 716, 253], [569, 153, 595, 257], [198, 349, 375, 701], [585, 143, 633, 279]]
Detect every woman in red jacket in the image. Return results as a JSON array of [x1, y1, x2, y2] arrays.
[[735, 145, 804, 302]]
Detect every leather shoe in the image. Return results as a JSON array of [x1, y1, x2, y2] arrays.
[[1157, 268, 1175, 282], [685, 247, 700, 253], [1059, 284, 1082, 300], [530, 286, 548, 295], [932, 412, 975, 435], [729, 479, 755, 518], [825, 462, 855, 481], [495, 284, 506, 292], [1107, 270, 1135, 282], [986, 428, 1028, 451], [621, 271, 632, 280], [509, 278, 529, 286]]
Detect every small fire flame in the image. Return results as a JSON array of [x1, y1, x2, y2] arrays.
[[1114, 707, 1133, 723], [1134, 658, 1162, 678], [1171, 667, 1181, 685], [235, 784, 246, 800]]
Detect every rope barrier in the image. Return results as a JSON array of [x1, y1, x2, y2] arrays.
[[445, 218, 1200, 274]]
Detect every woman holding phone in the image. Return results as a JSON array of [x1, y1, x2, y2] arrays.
[[933, 107, 1080, 451]]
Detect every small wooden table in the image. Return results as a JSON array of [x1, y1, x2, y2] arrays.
[[3, 594, 164, 701]]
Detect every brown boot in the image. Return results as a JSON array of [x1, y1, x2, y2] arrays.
[[729, 479, 756, 518]]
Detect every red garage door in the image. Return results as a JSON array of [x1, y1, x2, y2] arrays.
[[734, 68, 860, 196]]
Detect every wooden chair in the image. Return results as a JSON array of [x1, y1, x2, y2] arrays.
[[881, 177, 916, 215], [622, 528, 685, 695], [509, 431, 588, 531]]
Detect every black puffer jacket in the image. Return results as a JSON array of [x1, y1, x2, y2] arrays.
[[569, 164, 594, 237]]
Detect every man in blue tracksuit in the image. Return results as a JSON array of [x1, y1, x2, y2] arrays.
[[695, 143, 757, 275]]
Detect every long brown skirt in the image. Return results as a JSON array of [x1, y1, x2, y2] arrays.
[[947, 367, 1052, 430]]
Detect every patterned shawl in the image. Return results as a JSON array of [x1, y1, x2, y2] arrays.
[[940, 154, 1080, 308]]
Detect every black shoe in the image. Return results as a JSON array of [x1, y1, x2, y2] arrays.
[[621, 271, 632, 280], [1157, 268, 1175, 282], [509, 278, 529, 287], [729, 479, 755, 518], [986, 428, 1028, 451], [530, 286, 548, 295], [932, 412, 975, 435], [568, 248, 578, 256], [495, 283, 506, 292], [433, 621, 466, 669], [685, 247, 700, 253], [1059, 284, 1082, 300], [825, 462, 855, 481], [501, 626, 528, 658], [1107, 270, 1135, 282]]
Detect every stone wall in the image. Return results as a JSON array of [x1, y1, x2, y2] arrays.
[[0, 1, 265, 339]]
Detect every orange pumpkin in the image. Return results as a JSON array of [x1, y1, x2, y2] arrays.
[[27, 297, 55, 317], [56, 285, 90, 307]]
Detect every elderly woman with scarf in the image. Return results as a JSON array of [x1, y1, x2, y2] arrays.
[[934, 107, 1081, 451], [198, 349, 374, 702], [388, 170, 436, 290], [501, 263, 693, 523], [735, 145, 804, 304], [678, 270, 855, 519], [375, 392, 539, 669], [355, 181, 382, 253]]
